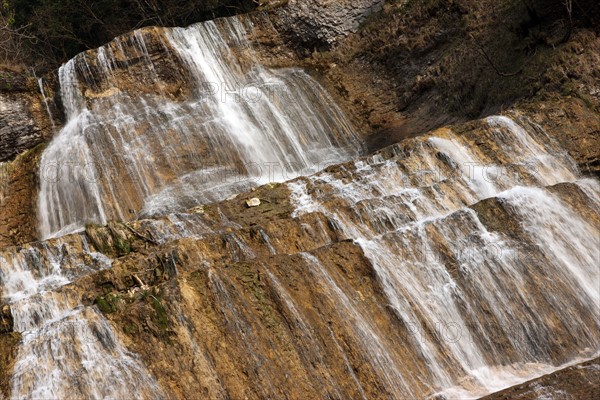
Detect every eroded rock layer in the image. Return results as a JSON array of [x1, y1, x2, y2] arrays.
[[1, 114, 598, 399], [1, 1, 599, 399]]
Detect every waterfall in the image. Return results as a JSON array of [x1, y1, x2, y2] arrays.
[[8, 7, 598, 399], [0, 238, 165, 399], [37, 17, 360, 239], [289, 116, 600, 398]]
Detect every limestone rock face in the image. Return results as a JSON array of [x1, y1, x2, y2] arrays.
[[272, 0, 385, 49], [2, 112, 598, 399], [0, 67, 57, 163], [0, 143, 46, 248], [0, 69, 57, 247], [0, 90, 51, 163]]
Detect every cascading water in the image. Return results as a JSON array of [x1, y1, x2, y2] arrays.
[[0, 238, 165, 399], [289, 116, 600, 398], [4, 6, 597, 399], [11, 13, 361, 400], [37, 16, 360, 239]]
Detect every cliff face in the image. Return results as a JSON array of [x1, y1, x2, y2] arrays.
[[0, 1, 599, 399], [0, 69, 56, 163], [0, 69, 57, 247]]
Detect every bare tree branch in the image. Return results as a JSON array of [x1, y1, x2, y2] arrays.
[[470, 34, 523, 77]]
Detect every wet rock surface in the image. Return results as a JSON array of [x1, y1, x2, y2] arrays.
[[481, 357, 600, 400], [2, 112, 598, 399], [0, 1, 599, 398]]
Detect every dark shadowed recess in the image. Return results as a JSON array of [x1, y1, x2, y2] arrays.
[[5, 0, 258, 70]]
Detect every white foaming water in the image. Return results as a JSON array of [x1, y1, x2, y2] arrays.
[[289, 116, 600, 398], [486, 116, 579, 185], [0, 239, 166, 399], [38, 16, 360, 239], [428, 136, 498, 199], [499, 185, 600, 308]]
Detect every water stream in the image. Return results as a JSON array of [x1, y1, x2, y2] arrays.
[[0, 238, 165, 399], [289, 116, 600, 398], [1, 10, 597, 400], [37, 17, 360, 239]]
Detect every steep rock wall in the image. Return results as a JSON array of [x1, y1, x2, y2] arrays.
[[0, 69, 58, 247], [0, 69, 56, 163], [0, 144, 46, 247]]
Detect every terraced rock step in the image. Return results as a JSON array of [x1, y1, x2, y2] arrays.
[[480, 357, 600, 400], [1, 113, 599, 399]]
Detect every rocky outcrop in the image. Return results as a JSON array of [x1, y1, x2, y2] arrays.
[[0, 143, 47, 248], [271, 0, 385, 49], [0, 68, 56, 163], [3, 113, 598, 399]]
